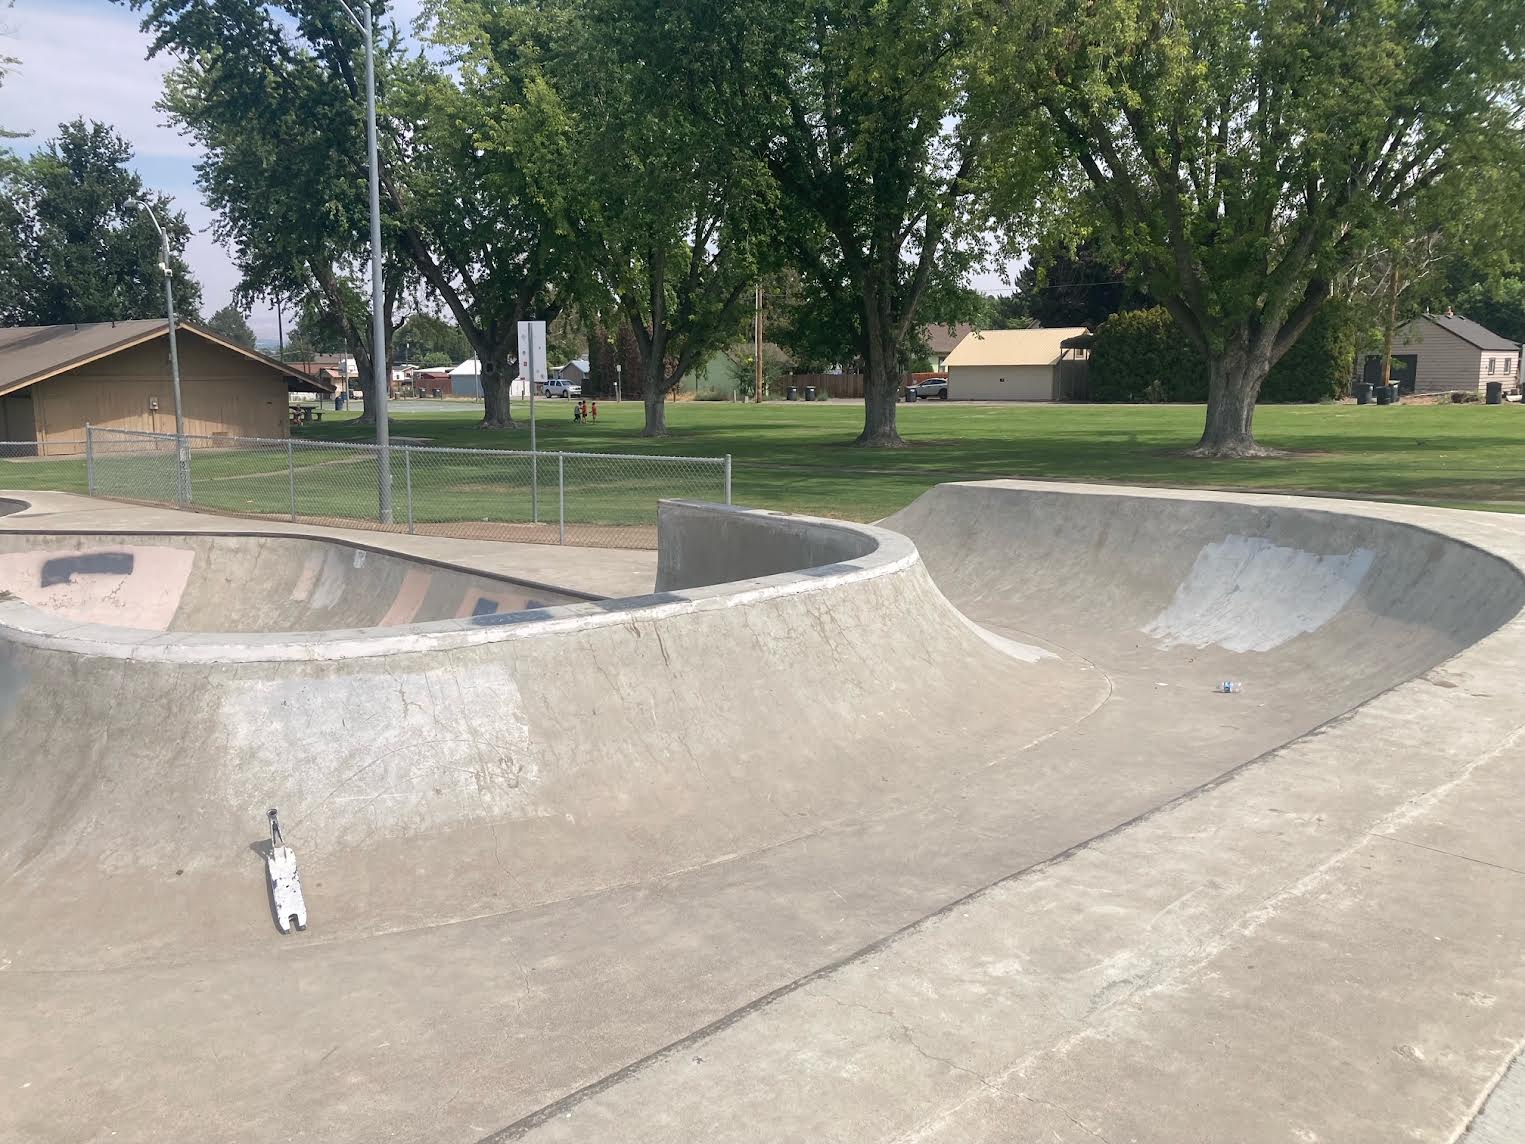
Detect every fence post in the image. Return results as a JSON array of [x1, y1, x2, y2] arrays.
[[723, 454, 732, 505], [557, 453, 565, 545], [405, 446, 415, 535], [287, 440, 297, 522], [85, 424, 96, 495]]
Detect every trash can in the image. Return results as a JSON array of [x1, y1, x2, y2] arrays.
[[1374, 384, 1392, 405], [1487, 380, 1504, 405], [904, 386, 918, 403], [1354, 382, 1373, 405], [334, 393, 346, 411], [804, 386, 817, 402], [786, 386, 798, 401], [1389, 383, 1401, 405]]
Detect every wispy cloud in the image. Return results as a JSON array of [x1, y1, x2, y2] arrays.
[[1, 0, 195, 158], [0, 1, 257, 324]]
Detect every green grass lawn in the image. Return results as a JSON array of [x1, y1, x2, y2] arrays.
[[6, 399, 1525, 523], [300, 397, 1525, 520]]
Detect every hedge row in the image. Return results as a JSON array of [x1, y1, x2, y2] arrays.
[[1089, 303, 1356, 403]]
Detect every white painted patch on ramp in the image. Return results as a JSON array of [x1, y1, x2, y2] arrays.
[[954, 610, 1052, 663], [1144, 534, 1375, 653]]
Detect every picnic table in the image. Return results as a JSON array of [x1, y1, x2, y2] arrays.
[[289, 405, 325, 427]]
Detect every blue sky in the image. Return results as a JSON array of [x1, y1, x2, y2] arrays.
[[1, 0, 1013, 345]]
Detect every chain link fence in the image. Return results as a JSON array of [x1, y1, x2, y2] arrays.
[[83, 426, 731, 550], [1, 439, 88, 459]]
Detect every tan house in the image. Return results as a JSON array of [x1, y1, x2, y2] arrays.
[[0, 320, 323, 455], [1365, 312, 1522, 396], [942, 326, 1090, 400], [923, 322, 974, 373]]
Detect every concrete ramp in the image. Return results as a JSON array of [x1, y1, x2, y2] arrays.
[[883, 481, 1522, 709], [0, 502, 1069, 969], [3, 482, 1524, 1144], [0, 531, 588, 632]]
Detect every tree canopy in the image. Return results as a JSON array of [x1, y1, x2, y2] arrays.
[[113, 0, 1525, 453], [1004, 239, 1154, 330], [993, 0, 1525, 454], [206, 303, 257, 348], [0, 119, 201, 326], [632, 0, 1010, 445]]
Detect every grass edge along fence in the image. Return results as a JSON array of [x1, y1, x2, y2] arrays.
[[85, 425, 731, 551]]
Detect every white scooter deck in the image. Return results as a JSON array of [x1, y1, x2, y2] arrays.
[[264, 809, 308, 934]]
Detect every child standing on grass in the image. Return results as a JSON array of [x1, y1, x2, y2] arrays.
[[590, 401, 598, 422]]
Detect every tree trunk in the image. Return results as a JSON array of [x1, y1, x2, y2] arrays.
[[642, 387, 668, 436], [640, 344, 671, 436], [349, 341, 377, 427], [1191, 350, 1277, 457], [635, 315, 672, 436], [480, 341, 518, 430], [1380, 260, 1401, 388], [857, 294, 905, 447]]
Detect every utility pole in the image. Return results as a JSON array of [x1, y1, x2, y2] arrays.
[[138, 200, 190, 507], [334, 0, 392, 522], [754, 284, 764, 403]]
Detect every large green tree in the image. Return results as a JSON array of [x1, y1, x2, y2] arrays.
[[648, 0, 1003, 446], [2, 119, 200, 325], [1008, 239, 1154, 330], [141, 1, 411, 425], [136, 0, 571, 429], [206, 303, 257, 348], [384, 20, 574, 428], [393, 312, 470, 366], [446, 0, 775, 436], [1002, 0, 1525, 456]]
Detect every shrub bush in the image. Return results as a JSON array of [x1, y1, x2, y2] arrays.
[[1090, 302, 1355, 403]]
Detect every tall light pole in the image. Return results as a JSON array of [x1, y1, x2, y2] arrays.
[[138, 199, 190, 506], [334, 0, 391, 522]]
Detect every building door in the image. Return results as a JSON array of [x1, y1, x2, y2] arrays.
[[0, 393, 37, 455], [1363, 353, 1417, 393]]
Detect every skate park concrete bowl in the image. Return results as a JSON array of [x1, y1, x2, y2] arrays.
[[0, 531, 593, 634], [2, 482, 1525, 1144]]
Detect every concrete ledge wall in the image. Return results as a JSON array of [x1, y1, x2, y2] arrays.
[[656, 500, 881, 592], [655, 500, 884, 591]]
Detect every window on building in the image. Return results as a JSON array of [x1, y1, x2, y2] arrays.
[[1489, 358, 1497, 374]]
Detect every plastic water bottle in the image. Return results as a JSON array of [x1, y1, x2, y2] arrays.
[[1218, 681, 1242, 694]]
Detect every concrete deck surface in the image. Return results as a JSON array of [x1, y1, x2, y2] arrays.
[[1, 483, 1522, 1143]]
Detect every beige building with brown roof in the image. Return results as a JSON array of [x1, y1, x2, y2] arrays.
[[941, 326, 1090, 400], [1364, 312, 1523, 396], [0, 320, 323, 455]]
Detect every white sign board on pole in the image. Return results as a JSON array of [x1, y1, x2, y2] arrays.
[[519, 319, 547, 523], [517, 320, 548, 388]]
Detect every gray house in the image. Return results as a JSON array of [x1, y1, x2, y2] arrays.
[[557, 358, 592, 384], [1364, 312, 1522, 395]]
